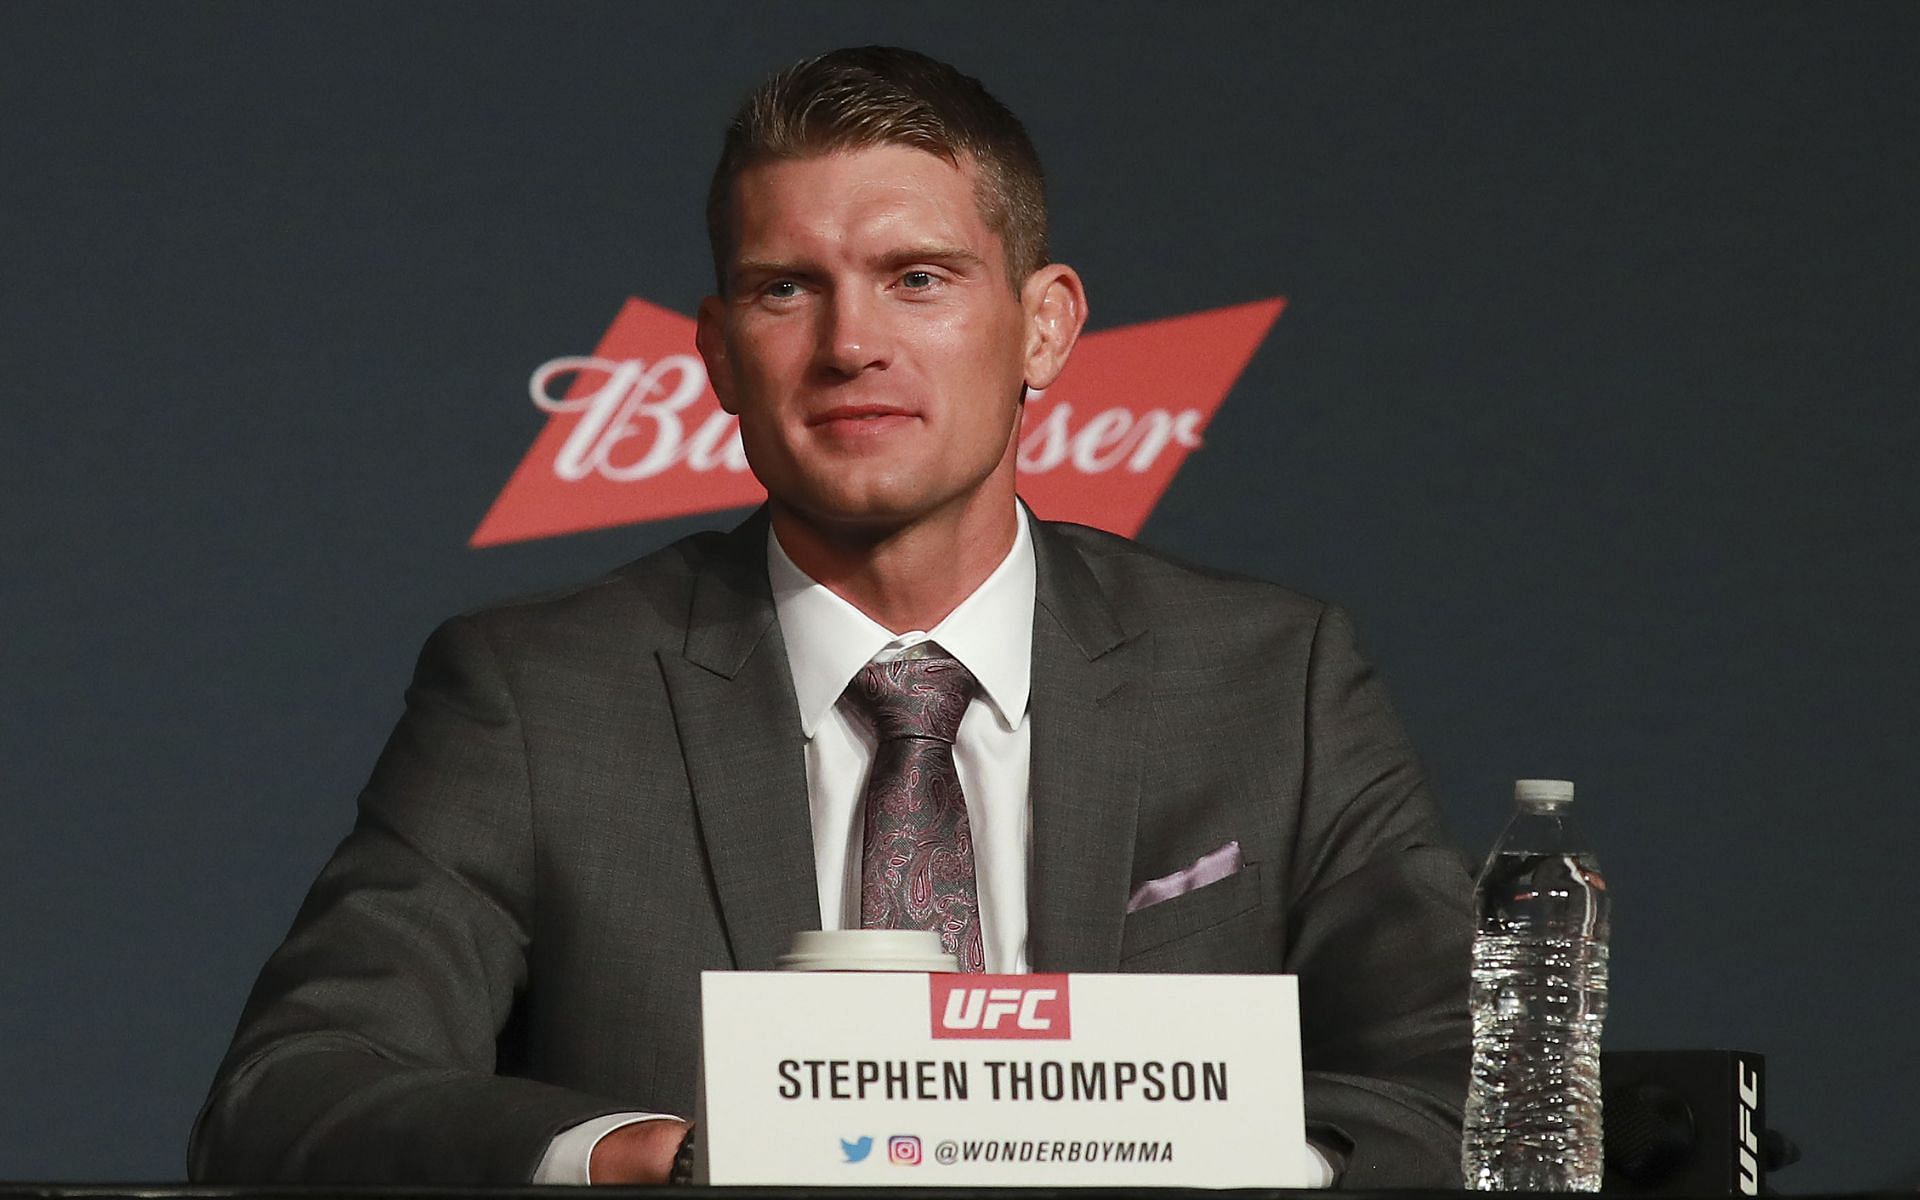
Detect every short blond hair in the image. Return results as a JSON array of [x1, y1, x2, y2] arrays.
[[706, 46, 1049, 294]]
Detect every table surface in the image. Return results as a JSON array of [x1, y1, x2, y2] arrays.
[[0, 1187, 1897, 1200]]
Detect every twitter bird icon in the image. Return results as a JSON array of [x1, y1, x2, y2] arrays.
[[841, 1136, 874, 1163]]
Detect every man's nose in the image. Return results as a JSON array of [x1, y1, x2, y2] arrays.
[[815, 288, 890, 377]]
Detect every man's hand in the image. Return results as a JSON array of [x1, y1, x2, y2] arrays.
[[589, 1118, 690, 1185]]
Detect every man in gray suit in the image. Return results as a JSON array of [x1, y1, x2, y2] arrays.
[[192, 46, 1472, 1188]]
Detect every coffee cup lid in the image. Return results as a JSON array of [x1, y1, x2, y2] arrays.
[[776, 929, 958, 972]]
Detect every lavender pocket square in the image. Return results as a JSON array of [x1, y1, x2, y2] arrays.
[[1125, 840, 1244, 914]]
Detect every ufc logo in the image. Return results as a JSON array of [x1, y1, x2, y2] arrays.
[[1736, 1060, 1762, 1195], [948, 988, 1053, 1030], [929, 975, 1071, 1039]]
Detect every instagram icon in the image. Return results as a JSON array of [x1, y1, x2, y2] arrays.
[[888, 1135, 923, 1166]]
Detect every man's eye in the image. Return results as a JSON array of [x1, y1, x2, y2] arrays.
[[900, 271, 937, 289], [763, 280, 800, 299]]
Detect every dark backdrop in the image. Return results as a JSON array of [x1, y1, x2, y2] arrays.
[[3, 3, 1915, 1190]]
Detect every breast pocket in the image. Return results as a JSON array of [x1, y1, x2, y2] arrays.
[[1117, 862, 1264, 966]]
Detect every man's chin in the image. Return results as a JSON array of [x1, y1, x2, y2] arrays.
[[764, 464, 1016, 548]]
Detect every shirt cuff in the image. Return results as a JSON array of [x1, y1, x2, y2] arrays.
[[1302, 1139, 1340, 1188], [532, 1112, 675, 1185]]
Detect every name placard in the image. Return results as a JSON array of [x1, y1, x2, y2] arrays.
[[697, 971, 1312, 1187]]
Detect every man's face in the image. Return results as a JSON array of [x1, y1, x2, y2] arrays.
[[697, 145, 1037, 540]]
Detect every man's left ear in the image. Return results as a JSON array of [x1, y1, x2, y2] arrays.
[[1020, 264, 1088, 392]]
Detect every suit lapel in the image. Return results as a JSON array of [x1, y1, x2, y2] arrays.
[[1026, 521, 1152, 973], [659, 512, 821, 970]]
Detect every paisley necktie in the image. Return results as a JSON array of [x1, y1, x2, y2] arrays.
[[845, 650, 984, 972]]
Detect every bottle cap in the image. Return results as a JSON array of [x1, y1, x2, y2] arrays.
[[1514, 778, 1575, 805]]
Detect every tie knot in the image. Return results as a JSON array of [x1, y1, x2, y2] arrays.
[[844, 652, 976, 744]]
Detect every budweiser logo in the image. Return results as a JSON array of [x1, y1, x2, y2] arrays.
[[472, 295, 1285, 547]]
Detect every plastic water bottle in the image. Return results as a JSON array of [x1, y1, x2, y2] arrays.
[[1462, 778, 1611, 1190]]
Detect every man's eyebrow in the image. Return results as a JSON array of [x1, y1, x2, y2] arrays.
[[731, 257, 807, 279], [886, 244, 988, 270]]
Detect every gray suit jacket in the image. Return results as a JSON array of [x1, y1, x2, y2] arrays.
[[190, 511, 1472, 1188]]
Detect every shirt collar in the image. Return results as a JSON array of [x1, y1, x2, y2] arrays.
[[768, 508, 1036, 737]]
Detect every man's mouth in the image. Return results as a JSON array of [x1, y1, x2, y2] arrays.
[[808, 405, 917, 427]]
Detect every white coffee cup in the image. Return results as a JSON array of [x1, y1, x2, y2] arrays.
[[776, 929, 958, 972]]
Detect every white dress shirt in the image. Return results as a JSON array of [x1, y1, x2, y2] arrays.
[[534, 508, 1332, 1186], [771, 508, 1036, 976]]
